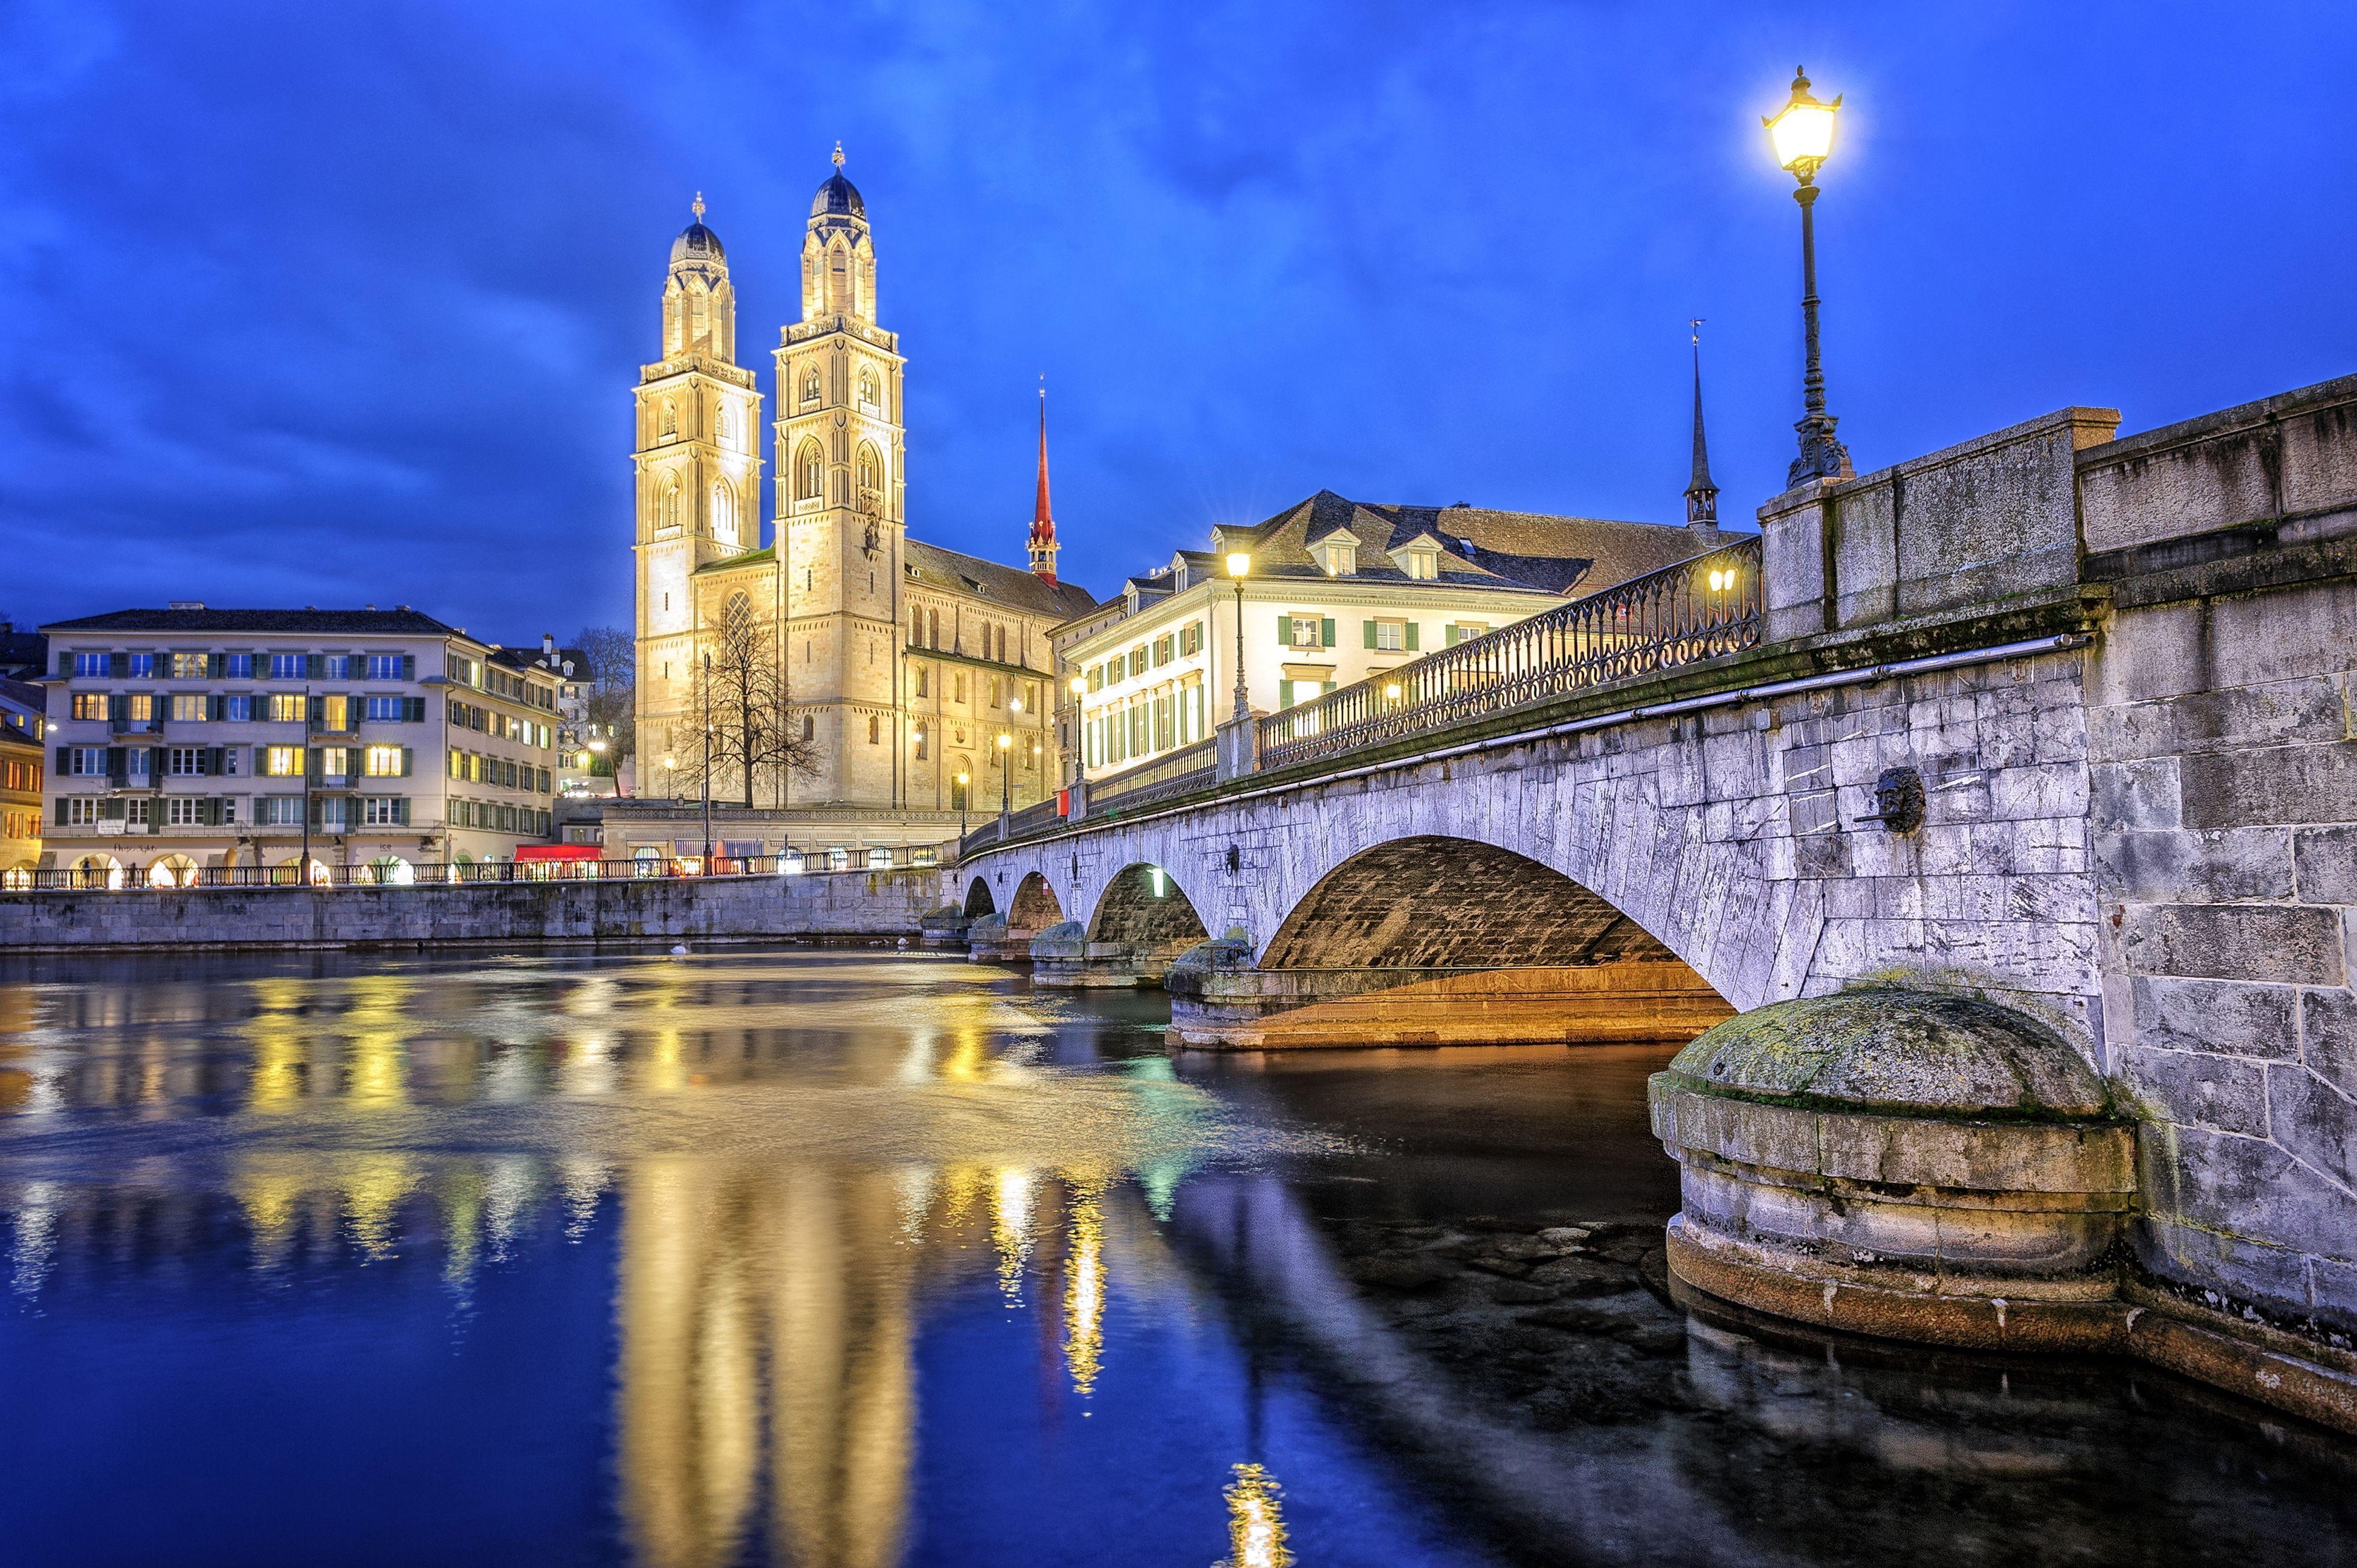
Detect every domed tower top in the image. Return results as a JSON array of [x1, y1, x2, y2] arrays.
[[662, 193, 736, 361], [801, 144, 878, 325]]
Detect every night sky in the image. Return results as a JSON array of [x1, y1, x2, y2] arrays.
[[5, 2, 2354, 642]]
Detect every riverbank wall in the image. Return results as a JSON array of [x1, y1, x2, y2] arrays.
[[0, 868, 952, 952]]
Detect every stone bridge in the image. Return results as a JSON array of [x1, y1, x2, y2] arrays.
[[959, 374, 2357, 1430]]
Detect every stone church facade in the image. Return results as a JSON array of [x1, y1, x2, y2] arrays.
[[629, 156, 1096, 861]]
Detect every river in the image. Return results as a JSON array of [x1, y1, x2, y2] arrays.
[[1, 946, 2351, 1566]]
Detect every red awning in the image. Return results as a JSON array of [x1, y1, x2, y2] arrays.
[[514, 845, 602, 862]]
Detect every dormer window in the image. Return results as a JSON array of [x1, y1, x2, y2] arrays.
[[1320, 541, 1357, 576], [1403, 549, 1438, 580]]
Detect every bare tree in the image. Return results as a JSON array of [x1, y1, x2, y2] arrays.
[[679, 593, 818, 807], [572, 624, 636, 779]]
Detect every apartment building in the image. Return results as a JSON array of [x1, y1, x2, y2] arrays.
[[502, 636, 610, 798], [38, 606, 557, 885], [1063, 490, 1729, 784], [0, 722, 40, 877]]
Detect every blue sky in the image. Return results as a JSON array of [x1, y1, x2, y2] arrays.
[[4, 1, 2354, 639]]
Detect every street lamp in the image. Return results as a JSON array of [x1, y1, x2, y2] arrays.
[[1765, 66, 1852, 486], [1226, 552, 1252, 723], [955, 770, 970, 842], [1068, 673, 1087, 788], [700, 651, 714, 871], [996, 730, 1013, 834]]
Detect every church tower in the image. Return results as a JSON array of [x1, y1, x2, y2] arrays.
[[773, 147, 907, 806], [1029, 384, 1060, 584], [633, 198, 765, 772]]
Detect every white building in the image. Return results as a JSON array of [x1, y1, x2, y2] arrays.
[[37, 606, 559, 885], [1061, 491, 1729, 784]]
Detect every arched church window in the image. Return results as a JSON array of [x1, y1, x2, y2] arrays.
[[716, 403, 734, 445], [927, 608, 939, 650], [858, 369, 878, 408], [659, 399, 676, 439], [803, 364, 821, 404], [797, 440, 824, 502], [659, 477, 681, 533], [855, 443, 882, 514], [867, 715, 880, 744], [711, 481, 737, 544]]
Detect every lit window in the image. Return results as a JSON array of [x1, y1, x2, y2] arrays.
[[364, 746, 406, 776], [126, 694, 154, 723], [170, 694, 207, 722], [269, 694, 305, 723], [1374, 621, 1405, 652], [1290, 616, 1324, 649], [171, 653, 208, 679], [71, 694, 105, 721], [65, 797, 99, 825]]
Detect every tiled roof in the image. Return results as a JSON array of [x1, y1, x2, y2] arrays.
[[40, 607, 461, 636], [1222, 490, 1729, 598], [904, 540, 1098, 619], [491, 645, 594, 680]]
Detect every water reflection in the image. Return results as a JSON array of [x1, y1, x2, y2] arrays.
[[0, 950, 2353, 1568]]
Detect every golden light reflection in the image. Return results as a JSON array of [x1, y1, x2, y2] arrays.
[[342, 1155, 419, 1258], [992, 1167, 1033, 1304], [1223, 1464, 1293, 1568], [1063, 1185, 1105, 1396]]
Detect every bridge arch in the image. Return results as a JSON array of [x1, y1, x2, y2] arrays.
[[1262, 836, 1675, 971], [1008, 871, 1064, 931], [962, 876, 996, 918], [1087, 862, 1209, 949]]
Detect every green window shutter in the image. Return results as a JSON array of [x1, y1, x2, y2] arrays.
[[1321, 618, 1336, 647], [109, 653, 128, 679], [1322, 680, 1336, 695], [56, 652, 70, 677], [306, 747, 322, 783], [54, 747, 68, 773], [401, 654, 416, 680], [1405, 622, 1420, 651], [1275, 613, 1289, 645], [401, 747, 413, 776], [54, 798, 68, 825], [108, 694, 126, 726], [207, 694, 223, 721], [206, 747, 224, 776], [305, 654, 323, 681], [1362, 619, 1377, 649], [1444, 625, 1460, 647], [1278, 680, 1293, 710]]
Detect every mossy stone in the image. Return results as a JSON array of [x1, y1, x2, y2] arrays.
[[1660, 989, 2110, 1120]]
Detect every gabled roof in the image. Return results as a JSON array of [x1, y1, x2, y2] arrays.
[[904, 540, 1098, 619], [491, 645, 593, 680], [1207, 490, 1728, 598], [40, 607, 461, 637]]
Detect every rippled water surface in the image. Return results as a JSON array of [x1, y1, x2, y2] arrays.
[[2, 946, 2353, 1567]]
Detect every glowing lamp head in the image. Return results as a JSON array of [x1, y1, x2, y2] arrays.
[[1765, 66, 1840, 176], [661, 753, 676, 770], [956, 771, 969, 786], [1009, 697, 1023, 714], [997, 733, 1011, 750], [1069, 675, 1085, 697], [1383, 682, 1402, 701], [1225, 552, 1251, 580]]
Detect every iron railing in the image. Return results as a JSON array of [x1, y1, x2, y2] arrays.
[[0, 851, 950, 894], [1085, 738, 1217, 814], [1257, 537, 1762, 771]]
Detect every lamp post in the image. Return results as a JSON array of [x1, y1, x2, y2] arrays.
[[1226, 552, 1252, 723], [699, 651, 713, 872], [661, 752, 677, 869], [300, 682, 314, 886], [995, 731, 1013, 836], [955, 770, 970, 843], [1068, 674, 1087, 789], [1765, 66, 1853, 486]]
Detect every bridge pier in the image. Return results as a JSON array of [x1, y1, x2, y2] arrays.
[[1168, 952, 1733, 1050], [1030, 921, 1198, 988]]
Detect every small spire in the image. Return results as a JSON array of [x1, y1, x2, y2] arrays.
[[832, 141, 845, 169], [1684, 318, 1720, 528], [1030, 376, 1059, 584], [691, 191, 705, 223]]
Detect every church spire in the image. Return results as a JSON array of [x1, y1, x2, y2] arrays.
[[1684, 319, 1720, 528], [1029, 378, 1059, 584]]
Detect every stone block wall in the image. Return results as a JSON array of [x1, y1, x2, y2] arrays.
[[0, 867, 950, 952], [2083, 372, 2357, 1333]]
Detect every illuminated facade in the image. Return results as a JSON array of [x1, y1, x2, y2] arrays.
[[631, 159, 1096, 859]]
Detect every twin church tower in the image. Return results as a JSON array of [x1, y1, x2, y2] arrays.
[[633, 152, 1094, 834]]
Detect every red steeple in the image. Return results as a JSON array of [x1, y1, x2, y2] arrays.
[[1028, 380, 1059, 584]]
